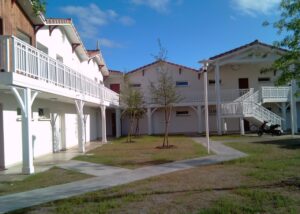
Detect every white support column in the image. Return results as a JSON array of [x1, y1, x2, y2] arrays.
[[50, 113, 59, 153], [147, 107, 152, 135], [240, 117, 245, 136], [203, 67, 210, 153], [197, 105, 202, 134], [116, 108, 121, 138], [223, 118, 227, 134], [281, 102, 287, 131], [291, 80, 298, 134], [215, 63, 222, 135], [75, 100, 85, 153], [11, 87, 38, 174], [101, 105, 107, 143]]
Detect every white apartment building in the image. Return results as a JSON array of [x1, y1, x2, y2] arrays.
[[105, 40, 299, 136], [0, 0, 120, 174]]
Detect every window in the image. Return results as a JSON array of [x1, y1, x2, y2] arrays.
[[208, 105, 216, 115], [176, 111, 189, 116], [176, 81, 189, 87], [130, 83, 141, 88], [258, 77, 270, 82], [17, 108, 22, 116], [110, 84, 120, 93], [37, 42, 48, 54], [16, 30, 31, 44], [38, 108, 50, 119], [179, 68, 182, 75], [209, 80, 222, 85], [142, 70, 145, 76], [56, 54, 64, 63], [198, 73, 201, 80], [209, 80, 215, 85]]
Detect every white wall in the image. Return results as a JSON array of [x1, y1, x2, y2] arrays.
[[36, 27, 104, 84], [0, 93, 101, 168]]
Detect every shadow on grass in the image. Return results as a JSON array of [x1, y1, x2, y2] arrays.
[[49, 177, 300, 204], [251, 139, 300, 150]]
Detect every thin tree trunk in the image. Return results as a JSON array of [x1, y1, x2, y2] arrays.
[[166, 106, 172, 147], [135, 118, 140, 136]]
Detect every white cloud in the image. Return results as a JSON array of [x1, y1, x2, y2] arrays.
[[131, 0, 181, 13], [232, 0, 280, 16], [61, 4, 135, 39], [119, 16, 136, 26], [99, 38, 123, 48]]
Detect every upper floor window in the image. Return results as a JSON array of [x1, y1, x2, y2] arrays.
[[258, 77, 270, 82], [56, 54, 64, 63], [37, 42, 48, 54], [179, 68, 182, 75], [176, 81, 189, 87], [130, 83, 141, 88], [110, 84, 120, 94], [16, 30, 31, 45]]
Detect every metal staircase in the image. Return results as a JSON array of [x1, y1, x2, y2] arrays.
[[222, 87, 290, 127]]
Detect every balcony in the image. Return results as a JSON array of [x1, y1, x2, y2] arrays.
[[144, 88, 251, 105], [0, 36, 119, 107]]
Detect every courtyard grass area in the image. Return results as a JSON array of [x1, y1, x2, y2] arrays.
[[74, 135, 207, 169], [0, 167, 92, 196], [16, 136, 300, 214]]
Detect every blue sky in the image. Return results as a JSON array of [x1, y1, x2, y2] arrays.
[[45, 0, 281, 72]]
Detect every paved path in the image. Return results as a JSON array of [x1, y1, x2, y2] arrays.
[[0, 138, 247, 213]]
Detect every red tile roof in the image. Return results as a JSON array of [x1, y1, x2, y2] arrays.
[[127, 60, 199, 74], [209, 40, 287, 61]]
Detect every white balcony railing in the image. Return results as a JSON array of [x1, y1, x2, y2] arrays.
[[0, 36, 119, 106], [261, 86, 290, 101]]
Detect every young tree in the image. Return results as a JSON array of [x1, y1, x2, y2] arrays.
[[120, 77, 145, 142], [149, 41, 182, 148], [31, 0, 46, 15], [262, 0, 300, 92]]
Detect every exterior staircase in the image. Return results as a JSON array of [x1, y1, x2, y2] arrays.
[[221, 87, 290, 128]]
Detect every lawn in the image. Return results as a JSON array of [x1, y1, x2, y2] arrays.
[[0, 167, 92, 196], [9, 136, 300, 214], [74, 135, 207, 169]]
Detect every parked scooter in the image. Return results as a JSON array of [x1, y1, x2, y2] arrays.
[[257, 121, 282, 136]]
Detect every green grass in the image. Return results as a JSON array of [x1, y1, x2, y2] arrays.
[[0, 167, 92, 196], [74, 135, 207, 169], [11, 137, 300, 214], [224, 139, 300, 181], [198, 189, 296, 214]]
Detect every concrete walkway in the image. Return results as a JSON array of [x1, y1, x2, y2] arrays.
[[0, 138, 247, 213]]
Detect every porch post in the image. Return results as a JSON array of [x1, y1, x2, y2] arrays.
[[281, 102, 287, 131], [11, 87, 38, 174], [223, 118, 227, 134], [291, 80, 298, 134], [197, 105, 202, 134], [75, 100, 85, 153], [101, 105, 107, 143], [240, 117, 245, 136], [215, 63, 222, 135], [147, 107, 152, 135], [116, 108, 121, 138], [50, 113, 59, 153]]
